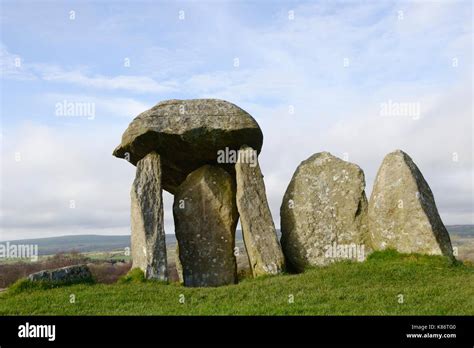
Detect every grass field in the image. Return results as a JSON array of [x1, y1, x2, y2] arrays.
[[0, 250, 473, 316]]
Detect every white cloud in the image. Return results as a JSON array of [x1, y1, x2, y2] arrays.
[[38, 66, 177, 94], [249, 75, 473, 227], [0, 122, 135, 241], [0, 45, 177, 94], [0, 45, 36, 80], [41, 93, 152, 119], [0, 122, 180, 241]]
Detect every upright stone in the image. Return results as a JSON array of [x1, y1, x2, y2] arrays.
[[173, 165, 238, 287], [235, 145, 285, 276], [130, 152, 168, 280], [368, 150, 454, 258], [175, 243, 183, 284], [280, 152, 369, 271]]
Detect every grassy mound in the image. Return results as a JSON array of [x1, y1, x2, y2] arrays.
[[0, 251, 472, 315]]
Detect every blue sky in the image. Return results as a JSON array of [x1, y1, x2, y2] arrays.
[[0, 0, 472, 240]]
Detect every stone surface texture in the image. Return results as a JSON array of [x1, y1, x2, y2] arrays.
[[235, 145, 285, 276], [28, 265, 92, 283], [131, 152, 168, 280], [113, 99, 263, 193], [280, 152, 369, 271], [368, 150, 453, 258], [173, 165, 238, 287]]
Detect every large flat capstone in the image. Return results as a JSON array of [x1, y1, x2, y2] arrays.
[[113, 99, 263, 194]]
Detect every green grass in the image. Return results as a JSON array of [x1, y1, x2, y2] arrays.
[[0, 251, 473, 315], [117, 268, 147, 284], [7, 276, 95, 295]]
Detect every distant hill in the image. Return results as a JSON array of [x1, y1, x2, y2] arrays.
[[1, 235, 133, 256], [446, 225, 474, 237], [1, 226, 472, 256]]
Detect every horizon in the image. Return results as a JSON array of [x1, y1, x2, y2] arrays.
[[1, 224, 473, 243]]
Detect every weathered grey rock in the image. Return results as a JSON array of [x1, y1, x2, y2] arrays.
[[131, 152, 168, 280], [28, 265, 92, 283], [280, 152, 369, 271], [235, 146, 285, 276], [173, 165, 238, 287], [113, 99, 263, 194], [368, 150, 454, 258], [235, 243, 251, 276], [175, 243, 183, 284]]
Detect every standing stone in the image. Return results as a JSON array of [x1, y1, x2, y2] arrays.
[[131, 152, 168, 280], [368, 150, 454, 258], [175, 243, 183, 284], [235, 145, 285, 276], [173, 165, 238, 287], [280, 152, 369, 271]]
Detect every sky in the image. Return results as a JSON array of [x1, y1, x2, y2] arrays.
[[0, 0, 472, 241]]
